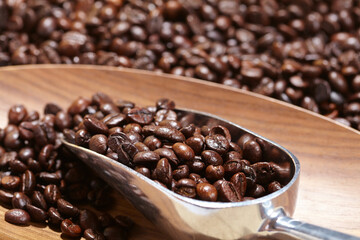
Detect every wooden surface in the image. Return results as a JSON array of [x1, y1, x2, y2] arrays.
[[0, 65, 359, 239]]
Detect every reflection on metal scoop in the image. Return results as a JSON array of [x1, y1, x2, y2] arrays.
[[62, 108, 360, 240]]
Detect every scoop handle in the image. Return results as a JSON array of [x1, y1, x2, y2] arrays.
[[272, 215, 360, 240]]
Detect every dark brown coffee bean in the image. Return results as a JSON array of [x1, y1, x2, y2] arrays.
[[127, 108, 154, 125], [61, 219, 82, 237], [196, 183, 218, 202], [248, 184, 266, 198], [84, 115, 109, 135], [252, 162, 276, 185], [8, 105, 27, 125], [142, 125, 185, 142], [68, 97, 91, 115], [57, 198, 79, 217], [26, 204, 48, 222], [31, 191, 47, 210], [153, 148, 179, 166], [214, 180, 241, 202], [12, 192, 31, 209], [230, 172, 247, 197], [185, 135, 204, 155], [205, 165, 225, 182], [5, 209, 30, 225], [18, 147, 34, 161], [48, 207, 63, 226], [132, 151, 160, 165], [172, 165, 189, 181], [79, 209, 100, 231], [268, 181, 282, 193], [205, 134, 229, 155], [172, 143, 195, 162], [201, 150, 223, 166], [9, 159, 27, 173], [152, 158, 172, 187], [84, 228, 106, 240], [44, 184, 61, 205], [0, 189, 14, 205], [21, 170, 36, 194], [174, 178, 196, 198], [243, 140, 262, 163], [143, 135, 162, 150], [89, 134, 108, 154], [44, 103, 62, 115], [1, 175, 20, 190]]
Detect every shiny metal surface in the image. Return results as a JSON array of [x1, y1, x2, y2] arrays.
[[62, 108, 359, 240]]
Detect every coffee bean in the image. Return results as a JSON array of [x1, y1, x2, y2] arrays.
[[201, 150, 223, 166], [26, 204, 48, 222], [31, 191, 47, 210], [243, 140, 262, 163], [152, 158, 172, 187], [21, 170, 36, 194], [84, 228, 106, 240], [268, 181, 282, 193], [79, 209, 100, 231], [230, 172, 247, 197], [172, 143, 195, 163], [1, 175, 20, 190], [5, 209, 30, 225], [57, 198, 79, 217], [174, 178, 196, 198], [132, 151, 160, 165], [142, 125, 185, 143], [89, 134, 108, 154], [8, 105, 27, 125], [61, 219, 82, 237], [84, 115, 109, 135], [196, 183, 218, 202], [214, 180, 241, 202], [48, 207, 63, 226], [44, 184, 61, 205], [205, 134, 229, 155], [127, 108, 154, 125]]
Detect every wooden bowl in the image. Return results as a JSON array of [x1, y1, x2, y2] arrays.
[[0, 65, 359, 239]]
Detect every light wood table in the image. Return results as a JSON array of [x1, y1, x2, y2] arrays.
[[0, 65, 359, 239]]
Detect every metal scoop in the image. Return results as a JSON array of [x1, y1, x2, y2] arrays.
[[62, 108, 360, 240]]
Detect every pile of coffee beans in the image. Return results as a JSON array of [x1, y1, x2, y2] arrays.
[[0, 0, 360, 131], [0, 98, 135, 239], [63, 93, 292, 202]]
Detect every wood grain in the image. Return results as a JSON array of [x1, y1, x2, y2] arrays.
[[0, 65, 359, 239]]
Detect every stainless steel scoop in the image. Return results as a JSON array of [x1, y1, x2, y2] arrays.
[[62, 108, 360, 240]]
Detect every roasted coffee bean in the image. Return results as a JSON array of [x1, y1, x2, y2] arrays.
[[205, 165, 225, 182], [243, 140, 262, 163], [135, 166, 151, 178], [55, 111, 72, 131], [174, 178, 197, 198], [44, 184, 61, 205], [9, 160, 27, 173], [230, 172, 247, 197], [132, 151, 160, 165], [61, 219, 82, 237], [142, 125, 185, 142], [248, 184, 266, 198], [84, 115, 109, 135], [205, 134, 229, 155], [143, 135, 162, 150], [84, 228, 106, 240], [12, 192, 31, 209], [214, 180, 241, 202], [172, 165, 189, 180], [185, 136, 204, 155], [152, 158, 172, 187], [1, 175, 20, 190], [196, 183, 217, 202], [21, 170, 36, 194], [79, 209, 100, 231], [5, 209, 30, 225], [8, 105, 27, 125], [48, 207, 63, 226], [172, 143, 195, 162], [26, 204, 48, 222], [153, 148, 179, 166], [268, 181, 282, 193], [31, 191, 47, 210], [0, 189, 14, 205], [201, 150, 223, 166], [252, 162, 276, 185], [57, 198, 79, 217], [127, 108, 154, 125], [89, 134, 108, 154]]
